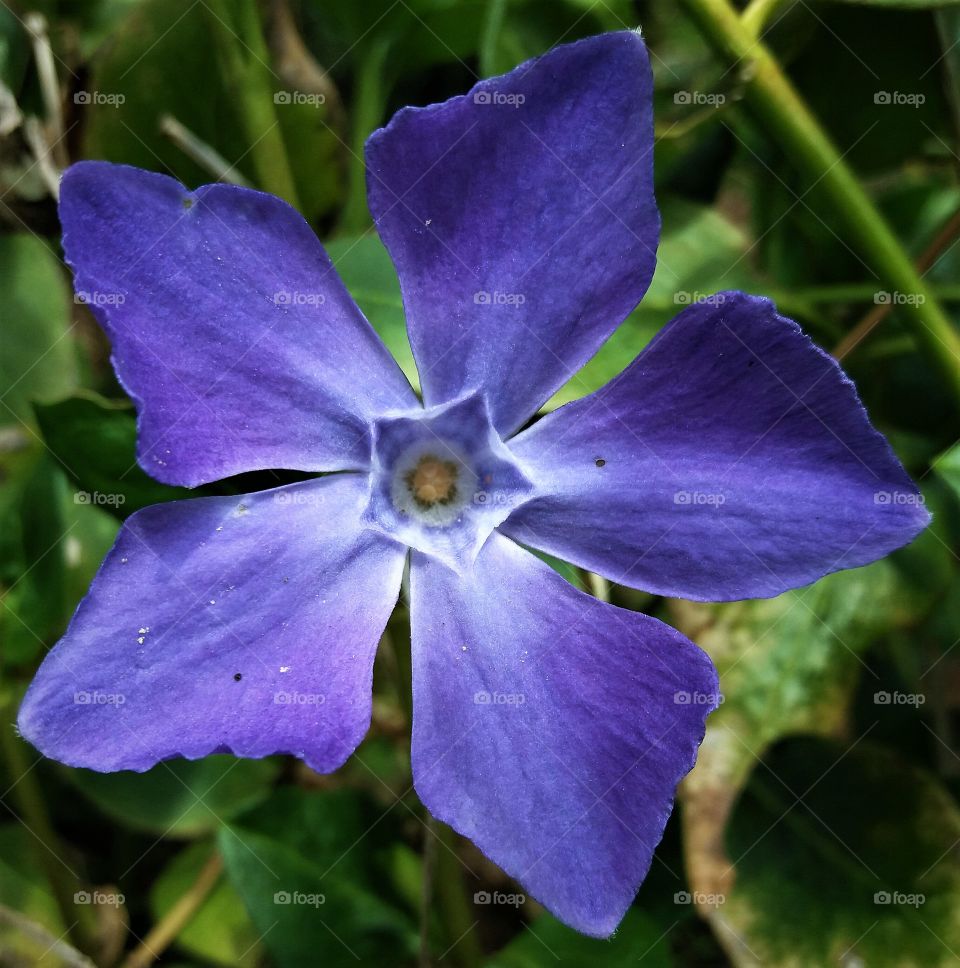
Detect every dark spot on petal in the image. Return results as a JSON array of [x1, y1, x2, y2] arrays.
[[747, 359, 756, 367], [182, 196, 195, 210], [233, 672, 242, 682], [595, 458, 606, 468]]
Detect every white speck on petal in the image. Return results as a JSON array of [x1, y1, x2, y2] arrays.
[[280, 666, 290, 673]]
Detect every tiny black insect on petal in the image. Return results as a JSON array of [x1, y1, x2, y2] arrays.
[[233, 672, 243, 682], [595, 458, 606, 467]]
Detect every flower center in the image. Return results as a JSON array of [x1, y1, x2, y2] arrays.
[[363, 393, 536, 569], [407, 455, 458, 507]]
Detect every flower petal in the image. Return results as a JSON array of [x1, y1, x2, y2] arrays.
[[410, 533, 717, 936], [17, 475, 404, 773], [365, 31, 658, 435], [503, 292, 930, 600], [60, 161, 416, 486]]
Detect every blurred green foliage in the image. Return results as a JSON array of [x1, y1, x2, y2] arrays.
[[1, 0, 960, 966]]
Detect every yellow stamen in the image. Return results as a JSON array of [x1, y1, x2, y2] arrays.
[[407, 456, 458, 506]]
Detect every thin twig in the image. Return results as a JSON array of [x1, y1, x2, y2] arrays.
[[420, 813, 438, 968], [159, 114, 251, 186], [119, 851, 223, 968], [0, 904, 96, 968], [834, 207, 960, 360], [23, 13, 68, 168]]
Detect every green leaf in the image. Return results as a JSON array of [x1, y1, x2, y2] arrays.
[[218, 818, 418, 968], [151, 841, 261, 967], [719, 738, 960, 966], [326, 232, 418, 389], [2, 458, 117, 668], [69, 755, 280, 837], [83, 0, 341, 223], [35, 392, 191, 517], [487, 909, 673, 966], [935, 439, 960, 502], [673, 556, 935, 908], [548, 195, 760, 409], [0, 824, 65, 959], [0, 235, 77, 427]]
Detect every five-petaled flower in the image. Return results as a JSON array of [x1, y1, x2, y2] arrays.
[[19, 31, 928, 936]]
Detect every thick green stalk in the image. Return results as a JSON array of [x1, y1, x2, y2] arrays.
[[740, 0, 791, 38], [681, 0, 960, 408]]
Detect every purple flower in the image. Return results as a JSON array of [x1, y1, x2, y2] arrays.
[[19, 31, 928, 936]]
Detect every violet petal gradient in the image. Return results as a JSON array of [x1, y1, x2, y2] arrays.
[[366, 31, 659, 436], [503, 292, 930, 601], [17, 476, 405, 773], [410, 533, 717, 936], [59, 161, 416, 486]]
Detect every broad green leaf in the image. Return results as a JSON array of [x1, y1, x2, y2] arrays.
[[218, 787, 418, 967], [0, 824, 65, 959], [673, 555, 934, 905], [151, 841, 261, 967], [218, 821, 417, 968], [935, 439, 960, 502], [69, 755, 280, 837], [35, 393, 191, 517], [2, 459, 118, 667], [326, 232, 418, 389], [717, 738, 960, 967], [83, 0, 340, 223], [487, 909, 672, 966], [0, 235, 77, 427], [787, 6, 950, 172], [549, 195, 759, 408], [936, 7, 960, 136]]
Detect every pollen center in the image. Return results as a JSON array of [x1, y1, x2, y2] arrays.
[[407, 456, 458, 507]]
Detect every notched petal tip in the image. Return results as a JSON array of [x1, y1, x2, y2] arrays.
[[16, 476, 405, 777], [507, 288, 930, 601], [365, 30, 659, 435], [410, 535, 721, 936]]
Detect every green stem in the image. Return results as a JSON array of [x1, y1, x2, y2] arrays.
[[204, 0, 301, 209], [0, 695, 96, 957], [339, 38, 391, 234], [432, 821, 482, 968], [740, 0, 791, 38], [681, 0, 960, 409], [391, 619, 480, 966], [479, 0, 508, 77]]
